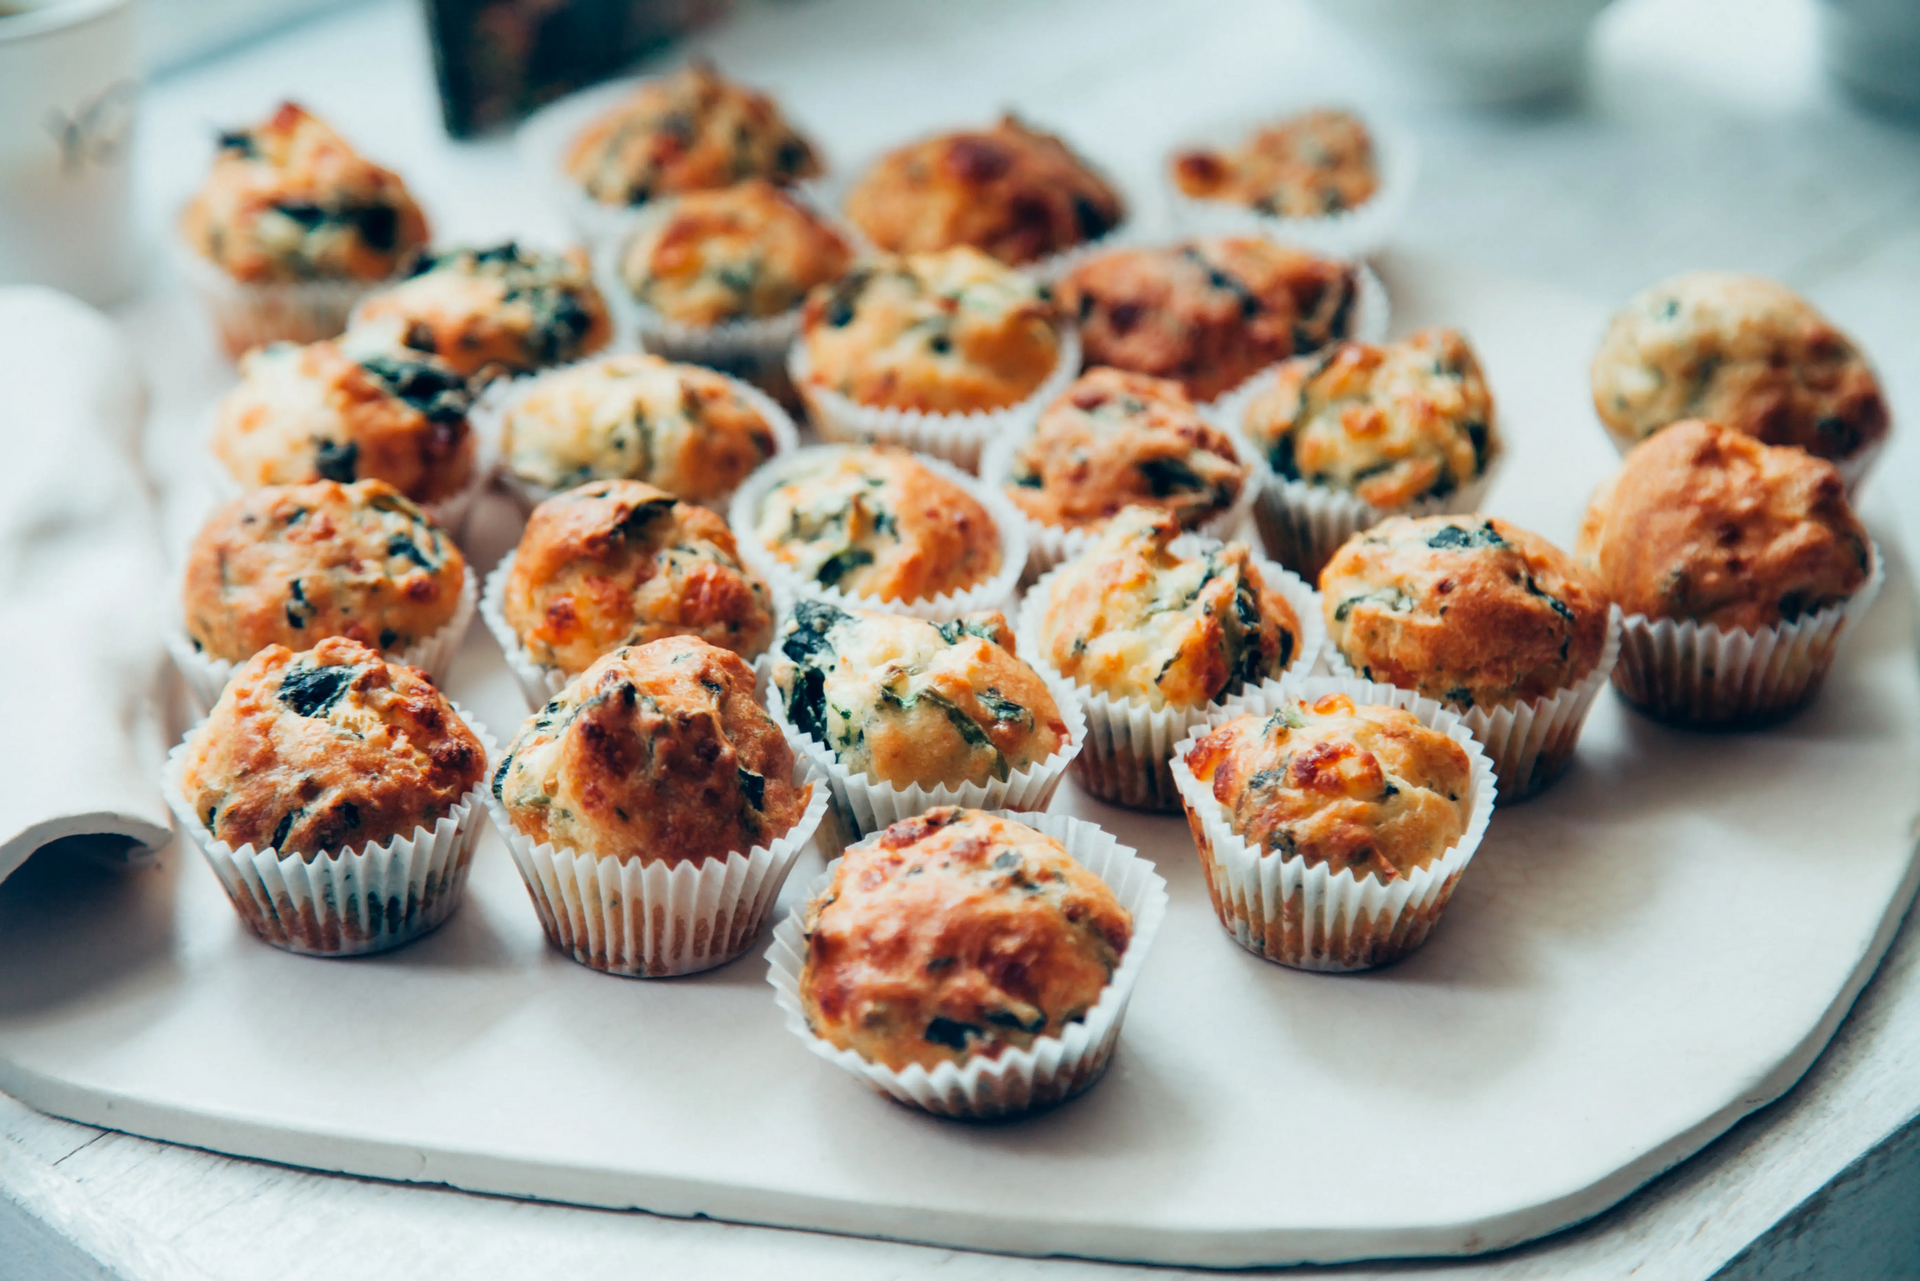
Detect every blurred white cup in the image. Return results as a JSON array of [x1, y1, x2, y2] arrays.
[[1307, 0, 1616, 105], [0, 0, 140, 306], [1821, 0, 1920, 113]]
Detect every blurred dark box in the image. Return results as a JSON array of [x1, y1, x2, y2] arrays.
[[424, 0, 732, 137]]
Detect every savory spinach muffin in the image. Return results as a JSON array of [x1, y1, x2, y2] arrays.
[[615, 179, 852, 327], [797, 806, 1131, 1071], [498, 352, 784, 505], [1590, 271, 1889, 477], [501, 480, 776, 677], [798, 247, 1063, 414], [183, 479, 465, 663], [179, 635, 486, 856], [772, 601, 1068, 789], [1007, 367, 1250, 534], [843, 115, 1125, 267], [353, 242, 612, 379], [1171, 109, 1381, 219], [1058, 237, 1360, 402], [492, 636, 809, 865], [211, 338, 476, 506], [564, 60, 822, 207]]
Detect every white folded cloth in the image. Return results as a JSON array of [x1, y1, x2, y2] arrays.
[[0, 286, 173, 885]]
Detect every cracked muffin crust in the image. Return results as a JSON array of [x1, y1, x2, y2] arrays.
[[1171, 108, 1381, 219]]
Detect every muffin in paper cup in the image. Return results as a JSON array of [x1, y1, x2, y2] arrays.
[[1170, 676, 1496, 972], [1016, 536, 1326, 811], [788, 328, 1082, 474], [174, 237, 383, 360], [765, 808, 1169, 1118], [485, 756, 829, 978], [1324, 608, 1622, 804], [728, 444, 1030, 623], [168, 561, 477, 714], [1611, 541, 1884, 727], [162, 705, 495, 956]]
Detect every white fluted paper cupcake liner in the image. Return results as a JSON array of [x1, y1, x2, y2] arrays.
[[766, 807, 1168, 1118], [788, 328, 1081, 474], [1611, 541, 1883, 726], [162, 705, 496, 956], [1325, 609, 1622, 804], [167, 561, 477, 714], [485, 757, 828, 977], [728, 444, 1029, 622], [1017, 537, 1326, 811], [174, 233, 383, 360], [1170, 676, 1496, 972]]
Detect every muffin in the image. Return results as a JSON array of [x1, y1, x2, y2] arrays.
[[737, 446, 1015, 614], [167, 635, 489, 954], [352, 243, 612, 379], [1172, 109, 1381, 219], [179, 102, 430, 356], [1171, 683, 1488, 971], [487, 636, 822, 976], [564, 61, 822, 208], [844, 116, 1125, 268], [1024, 506, 1315, 810], [1320, 515, 1613, 801], [174, 480, 470, 705], [1577, 418, 1877, 725], [210, 338, 479, 520], [1237, 329, 1500, 581], [489, 480, 776, 703], [1058, 238, 1362, 403], [1590, 271, 1889, 487]]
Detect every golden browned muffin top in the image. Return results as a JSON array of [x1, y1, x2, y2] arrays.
[[1185, 693, 1472, 882], [1320, 515, 1611, 709], [494, 636, 808, 865], [180, 636, 485, 858], [843, 115, 1124, 267], [772, 601, 1068, 789], [799, 247, 1063, 414], [352, 243, 612, 379], [181, 101, 429, 285], [184, 479, 465, 664], [751, 447, 1004, 603], [1007, 367, 1250, 532], [1058, 237, 1359, 403], [1576, 418, 1870, 631], [617, 179, 853, 326], [799, 807, 1131, 1071], [505, 480, 775, 675], [1172, 108, 1381, 218], [1040, 507, 1302, 708], [1241, 328, 1498, 510], [498, 352, 780, 504], [564, 61, 821, 206], [211, 339, 476, 505], [1590, 270, 1888, 464]]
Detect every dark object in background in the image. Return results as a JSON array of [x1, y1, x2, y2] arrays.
[[423, 0, 732, 138]]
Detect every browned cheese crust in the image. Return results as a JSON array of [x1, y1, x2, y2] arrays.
[[1172, 108, 1380, 218]]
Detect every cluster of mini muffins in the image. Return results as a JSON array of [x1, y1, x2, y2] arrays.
[[161, 64, 1891, 1123]]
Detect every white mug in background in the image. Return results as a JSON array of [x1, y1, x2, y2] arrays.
[[0, 0, 140, 306], [1821, 0, 1920, 114]]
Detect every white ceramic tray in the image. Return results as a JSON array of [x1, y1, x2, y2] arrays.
[[0, 262, 1913, 1269]]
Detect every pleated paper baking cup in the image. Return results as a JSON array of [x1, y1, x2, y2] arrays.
[[765, 808, 1169, 1118], [1170, 676, 1496, 972], [174, 235, 380, 360], [1325, 609, 1622, 805], [1165, 113, 1419, 262], [485, 757, 829, 977], [766, 657, 1088, 846], [788, 328, 1081, 474], [167, 561, 477, 714], [162, 705, 495, 956], [472, 359, 801, 517], [728, 444, 1029, 622], [1610, 542, 1884, 727], [1016, 540, 1326, 811]]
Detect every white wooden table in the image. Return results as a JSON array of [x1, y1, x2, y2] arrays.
[[6, 0, 1920, 1276]]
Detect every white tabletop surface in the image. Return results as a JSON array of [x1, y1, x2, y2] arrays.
[[5, 0, 1920, 1277]]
